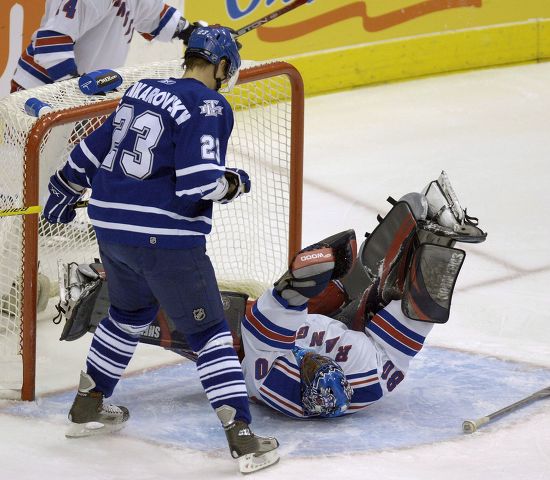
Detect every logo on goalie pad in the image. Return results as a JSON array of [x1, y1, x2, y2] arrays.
[[300, 252, 332, 262], [193, 308, 206, 321]]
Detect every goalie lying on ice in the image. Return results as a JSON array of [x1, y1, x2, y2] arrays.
[[56, 171, 486, 418]]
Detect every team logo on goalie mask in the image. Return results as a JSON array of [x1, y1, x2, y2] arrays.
[[193, 308, 206, 321], [199, 100, 223, 117]]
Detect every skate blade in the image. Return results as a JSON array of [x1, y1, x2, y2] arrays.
[[238, 449, 280, 474], [65, 421, 126, 438]]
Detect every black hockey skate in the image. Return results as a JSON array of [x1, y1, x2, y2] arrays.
[[66, 371, 129, 438], [216, 406, 279, 474]]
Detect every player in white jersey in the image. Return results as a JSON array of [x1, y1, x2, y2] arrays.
[[240, 174, 487, 418], [11, 0, 204, 92]]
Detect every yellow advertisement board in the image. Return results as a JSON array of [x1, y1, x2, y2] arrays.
[[186, 1, 550, 58], [186, 0, 550, 94], [2, 1, 550, 97]]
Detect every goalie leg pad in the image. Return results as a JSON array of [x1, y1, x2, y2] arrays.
[[338, 202, 418, 313], [401, 243, 466, 323]]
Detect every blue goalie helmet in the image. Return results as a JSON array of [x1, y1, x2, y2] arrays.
[[294, 347, 354, 418], [185, 26, 241, 90]]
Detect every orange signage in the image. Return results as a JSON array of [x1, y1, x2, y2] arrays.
[[0, 1, 45, 95]]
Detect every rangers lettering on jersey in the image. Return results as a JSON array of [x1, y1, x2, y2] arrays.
[[126, 81, 191, 124]]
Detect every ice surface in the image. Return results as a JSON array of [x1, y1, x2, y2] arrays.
[[1, 61, 550, 479]]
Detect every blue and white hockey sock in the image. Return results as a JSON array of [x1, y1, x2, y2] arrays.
[[86, 305, 157, 397], [189, 323, 251, 425]]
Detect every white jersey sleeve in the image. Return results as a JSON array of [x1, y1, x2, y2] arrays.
[[13, 0, 182, 89], [134, 0, 182, 42], [30, 0, 109, 81], [38, 0, 108, 42]]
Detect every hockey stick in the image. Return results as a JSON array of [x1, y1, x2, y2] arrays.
[[462, 386, 550, 433], [0, 200, 89, 217], [234, 0, 308, 37]]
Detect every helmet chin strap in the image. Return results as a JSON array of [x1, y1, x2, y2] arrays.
[[214, 63, 228, 91]]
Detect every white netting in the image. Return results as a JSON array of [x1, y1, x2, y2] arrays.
[[0, 60, 302, 396]]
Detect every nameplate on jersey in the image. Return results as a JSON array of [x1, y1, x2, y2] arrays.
[[79, 69, 123, 95]]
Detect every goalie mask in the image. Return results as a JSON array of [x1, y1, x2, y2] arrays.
[[294, 347, 353, 417]]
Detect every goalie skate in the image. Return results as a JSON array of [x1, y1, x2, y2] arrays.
[[420, 170, 486, 243], [66, 371, 129, 438]]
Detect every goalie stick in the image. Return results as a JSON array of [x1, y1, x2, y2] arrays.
[[0, 200, 89, 217], [234, 0, 308, 37], [462, 385, 550, 433]]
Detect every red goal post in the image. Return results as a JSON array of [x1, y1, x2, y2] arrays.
[[0, 60, 303, 401]]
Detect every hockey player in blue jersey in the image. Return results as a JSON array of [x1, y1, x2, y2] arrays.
[[42, 26, 279, 474]]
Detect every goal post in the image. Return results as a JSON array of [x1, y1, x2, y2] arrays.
[[0, 60, 304, 401]]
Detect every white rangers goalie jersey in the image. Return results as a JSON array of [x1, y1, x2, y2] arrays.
[[13, 0, 181, 89], [240, 290, 434, 418]]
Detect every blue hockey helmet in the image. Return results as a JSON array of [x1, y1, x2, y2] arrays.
[[294, 347, 354, 418], [185, 26, 241, 90]]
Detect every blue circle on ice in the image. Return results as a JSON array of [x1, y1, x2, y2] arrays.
[[6, 346, 550, 456]]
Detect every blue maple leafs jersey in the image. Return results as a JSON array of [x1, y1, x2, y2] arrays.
[[62, 77, 234, 248]]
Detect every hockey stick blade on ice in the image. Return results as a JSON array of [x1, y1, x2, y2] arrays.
[[234, 0, 308, 37], [0, 200, 89, 217], [462, 386, 550, 433]]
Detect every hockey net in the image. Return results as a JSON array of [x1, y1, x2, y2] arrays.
[[0, 60, 303, 400]]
